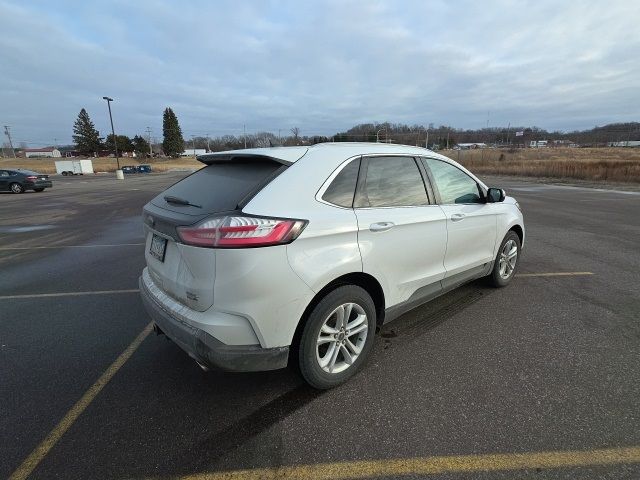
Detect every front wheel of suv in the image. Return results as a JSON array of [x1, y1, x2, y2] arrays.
[[298, 285, 376, 389], [488, 230, 521, 287]]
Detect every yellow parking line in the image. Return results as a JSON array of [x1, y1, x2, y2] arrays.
[[9, 322, 153, 480], [0, 243, 144, 250], [517, 272, 594, 277], [0, 289, 140, 300], [149, 446, 640, 479]]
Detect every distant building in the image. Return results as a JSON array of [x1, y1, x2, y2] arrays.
[[608, 141, 640, 147], [552, 139, 575, 146], [456, 143, 487, 149], [529, 140, 548, 148], [180, 148, 207, 156], [24, 147, 62, 158]]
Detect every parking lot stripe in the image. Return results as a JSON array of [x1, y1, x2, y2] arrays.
[[517, 271, 594, 277], [8, 322, 153, 480], [0, 243, 144, 250], [150, 446, 640, 479], [0, 289, 140, 300]]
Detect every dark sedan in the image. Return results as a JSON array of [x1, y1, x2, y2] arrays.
[[0, 169, 52, 193]]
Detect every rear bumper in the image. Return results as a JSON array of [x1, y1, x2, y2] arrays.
[[27, 181, 52, 188], [139, 276, 289, 372]]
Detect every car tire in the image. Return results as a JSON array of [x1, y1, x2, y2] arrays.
[[488, 230, 521, 287], [34, 188, 45, 192], [10, 183, 24, 194], [298, 285, 376, 389]]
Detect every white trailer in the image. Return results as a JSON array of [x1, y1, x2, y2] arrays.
[[55, 160, 94, 176]]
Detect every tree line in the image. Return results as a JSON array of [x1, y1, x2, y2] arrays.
[[72, 106, 640, 158], [72, 107, 185, 157]]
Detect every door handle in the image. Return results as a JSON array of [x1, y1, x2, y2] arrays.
[[370, 222, 395, 232], [450, 213, 465, 222]]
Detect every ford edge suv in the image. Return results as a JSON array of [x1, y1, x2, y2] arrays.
[[139, 143, 524, 389]]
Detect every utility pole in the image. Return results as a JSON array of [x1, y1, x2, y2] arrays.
[[4, 126, 16, 158], [146, 127, 153, 155], [446, 131, 450, 149]]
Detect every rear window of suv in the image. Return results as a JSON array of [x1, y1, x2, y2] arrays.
[[155, 159, 284, 214]]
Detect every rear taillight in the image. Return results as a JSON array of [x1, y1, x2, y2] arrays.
[[177, 215, 307, 248], [26, 176, 38, 181]]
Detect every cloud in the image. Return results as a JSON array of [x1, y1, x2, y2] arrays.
[[1, 0, 639, 145]]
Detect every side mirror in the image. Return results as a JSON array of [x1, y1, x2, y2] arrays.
[[487, 187, 505, 203]]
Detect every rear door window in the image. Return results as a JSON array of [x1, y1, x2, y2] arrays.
[[357, 156, 428, 207], [152, 160, 284, 215], [321, 158, 360, 207]]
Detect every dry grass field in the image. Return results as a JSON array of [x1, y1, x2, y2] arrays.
[[0, 156, 202, 174], [442, 147, 640, 183], [2, 147, 640, 184]]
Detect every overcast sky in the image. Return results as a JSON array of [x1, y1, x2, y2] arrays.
[[2, 0, 639, 146]]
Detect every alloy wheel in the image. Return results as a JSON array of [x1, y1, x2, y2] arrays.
[[316, 302, 368, 374], [498, 239, 518, 279]]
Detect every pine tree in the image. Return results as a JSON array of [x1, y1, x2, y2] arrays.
[[162, 107, 184, 157], [105, 134, 134, 154], [72, 108, 102, 155], [132, 135, 151, 156]]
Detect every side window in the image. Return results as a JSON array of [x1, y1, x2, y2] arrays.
[[321, 158, 360, 207], [0, 171, 9, 177], [360, 156, 428, 207], [426, 159, 482, 204]]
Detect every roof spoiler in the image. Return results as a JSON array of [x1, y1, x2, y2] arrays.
[[197, 153, 293, 166]]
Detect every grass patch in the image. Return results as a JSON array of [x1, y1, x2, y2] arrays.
[[442, 147, 640, 183]]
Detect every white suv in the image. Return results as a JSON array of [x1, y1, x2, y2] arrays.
[[140, 143, 524, 389]]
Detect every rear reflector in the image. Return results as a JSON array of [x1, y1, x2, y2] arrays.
[[177, 215, 306, 248]]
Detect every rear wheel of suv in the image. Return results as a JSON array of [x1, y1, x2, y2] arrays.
[[488, 230, 521, 287], [10, 183, 24, 194], [298, 285, 376, 389]]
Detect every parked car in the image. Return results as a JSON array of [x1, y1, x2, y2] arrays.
[[0, 169, 52, 193], [121, 165, 137, 174], [136, 164, 152, 173], [139, 143, 524, 389]]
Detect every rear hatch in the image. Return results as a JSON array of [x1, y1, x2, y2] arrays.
[[143, 156, 288, 311]]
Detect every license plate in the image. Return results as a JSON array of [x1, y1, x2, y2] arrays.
[[149, 234, 167, 262]]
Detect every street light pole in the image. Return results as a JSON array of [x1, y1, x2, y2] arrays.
[[102, 96, 120, 170]]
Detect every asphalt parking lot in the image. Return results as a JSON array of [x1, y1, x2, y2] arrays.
[[1, 172, 639, 480]]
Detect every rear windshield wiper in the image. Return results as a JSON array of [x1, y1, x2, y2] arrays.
[[164, 195, 202, 208]]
